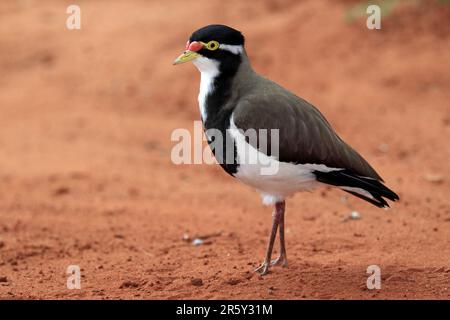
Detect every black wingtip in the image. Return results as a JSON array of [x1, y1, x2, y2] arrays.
[[314, 169, 399, 209]]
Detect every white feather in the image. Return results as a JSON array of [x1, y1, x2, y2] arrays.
[[340, 186, 374, 199]]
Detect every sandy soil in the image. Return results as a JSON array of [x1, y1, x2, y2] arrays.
[[0, 0, 449, 299]]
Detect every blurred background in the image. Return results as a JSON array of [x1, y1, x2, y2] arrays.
[[0, 0, 449, 299]]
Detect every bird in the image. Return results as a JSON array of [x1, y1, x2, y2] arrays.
[[173, 24, 399, 275]]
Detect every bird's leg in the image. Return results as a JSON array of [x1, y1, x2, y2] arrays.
[[255, 200, 285, 275], [271, 201, 288, 267]]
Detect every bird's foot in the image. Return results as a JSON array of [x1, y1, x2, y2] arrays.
[[271, 254, 288, 267], [254, 262, 270, 275]]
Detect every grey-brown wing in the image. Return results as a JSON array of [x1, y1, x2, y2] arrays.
[[232, 90, 382, 181]]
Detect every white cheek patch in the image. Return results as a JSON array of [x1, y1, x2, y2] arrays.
[[192, 56, 219, 74]]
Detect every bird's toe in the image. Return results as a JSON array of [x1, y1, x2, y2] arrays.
[[271, 255, 288, 267], [254, 262, 270, 275]]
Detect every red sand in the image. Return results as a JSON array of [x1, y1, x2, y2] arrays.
[[0, 0, 449, 299]]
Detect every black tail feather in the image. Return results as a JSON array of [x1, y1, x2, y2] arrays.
[[314, 169, 399, 208]]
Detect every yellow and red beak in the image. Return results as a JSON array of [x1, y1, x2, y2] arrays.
[[173, 41, 204, 65]]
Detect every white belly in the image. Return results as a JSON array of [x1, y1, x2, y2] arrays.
[[235, 160, 322, 205]]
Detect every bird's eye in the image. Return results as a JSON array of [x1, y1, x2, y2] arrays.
[[206, 41, 219, 51]]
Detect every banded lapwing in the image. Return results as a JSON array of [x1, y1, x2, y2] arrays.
[[173, 25, 399, 275]]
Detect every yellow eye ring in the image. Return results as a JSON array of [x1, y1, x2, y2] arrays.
[[201, 40, 220, 51]]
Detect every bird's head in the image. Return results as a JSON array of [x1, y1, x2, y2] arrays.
[[173, 24, 245, 74]]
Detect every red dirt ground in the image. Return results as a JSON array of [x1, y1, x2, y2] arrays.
[[0, 0, 449, 299]]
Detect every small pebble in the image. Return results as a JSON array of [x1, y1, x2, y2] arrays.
[[119, 281, 139, 289], [226, 278, 241, 285], [191, 278, 203, 286], [350, 211, 361, 220], [378, 143, 389, 153], [425, 174, 444, 184], [182, 233, 190, 242], [192, 238, 204, 246]]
